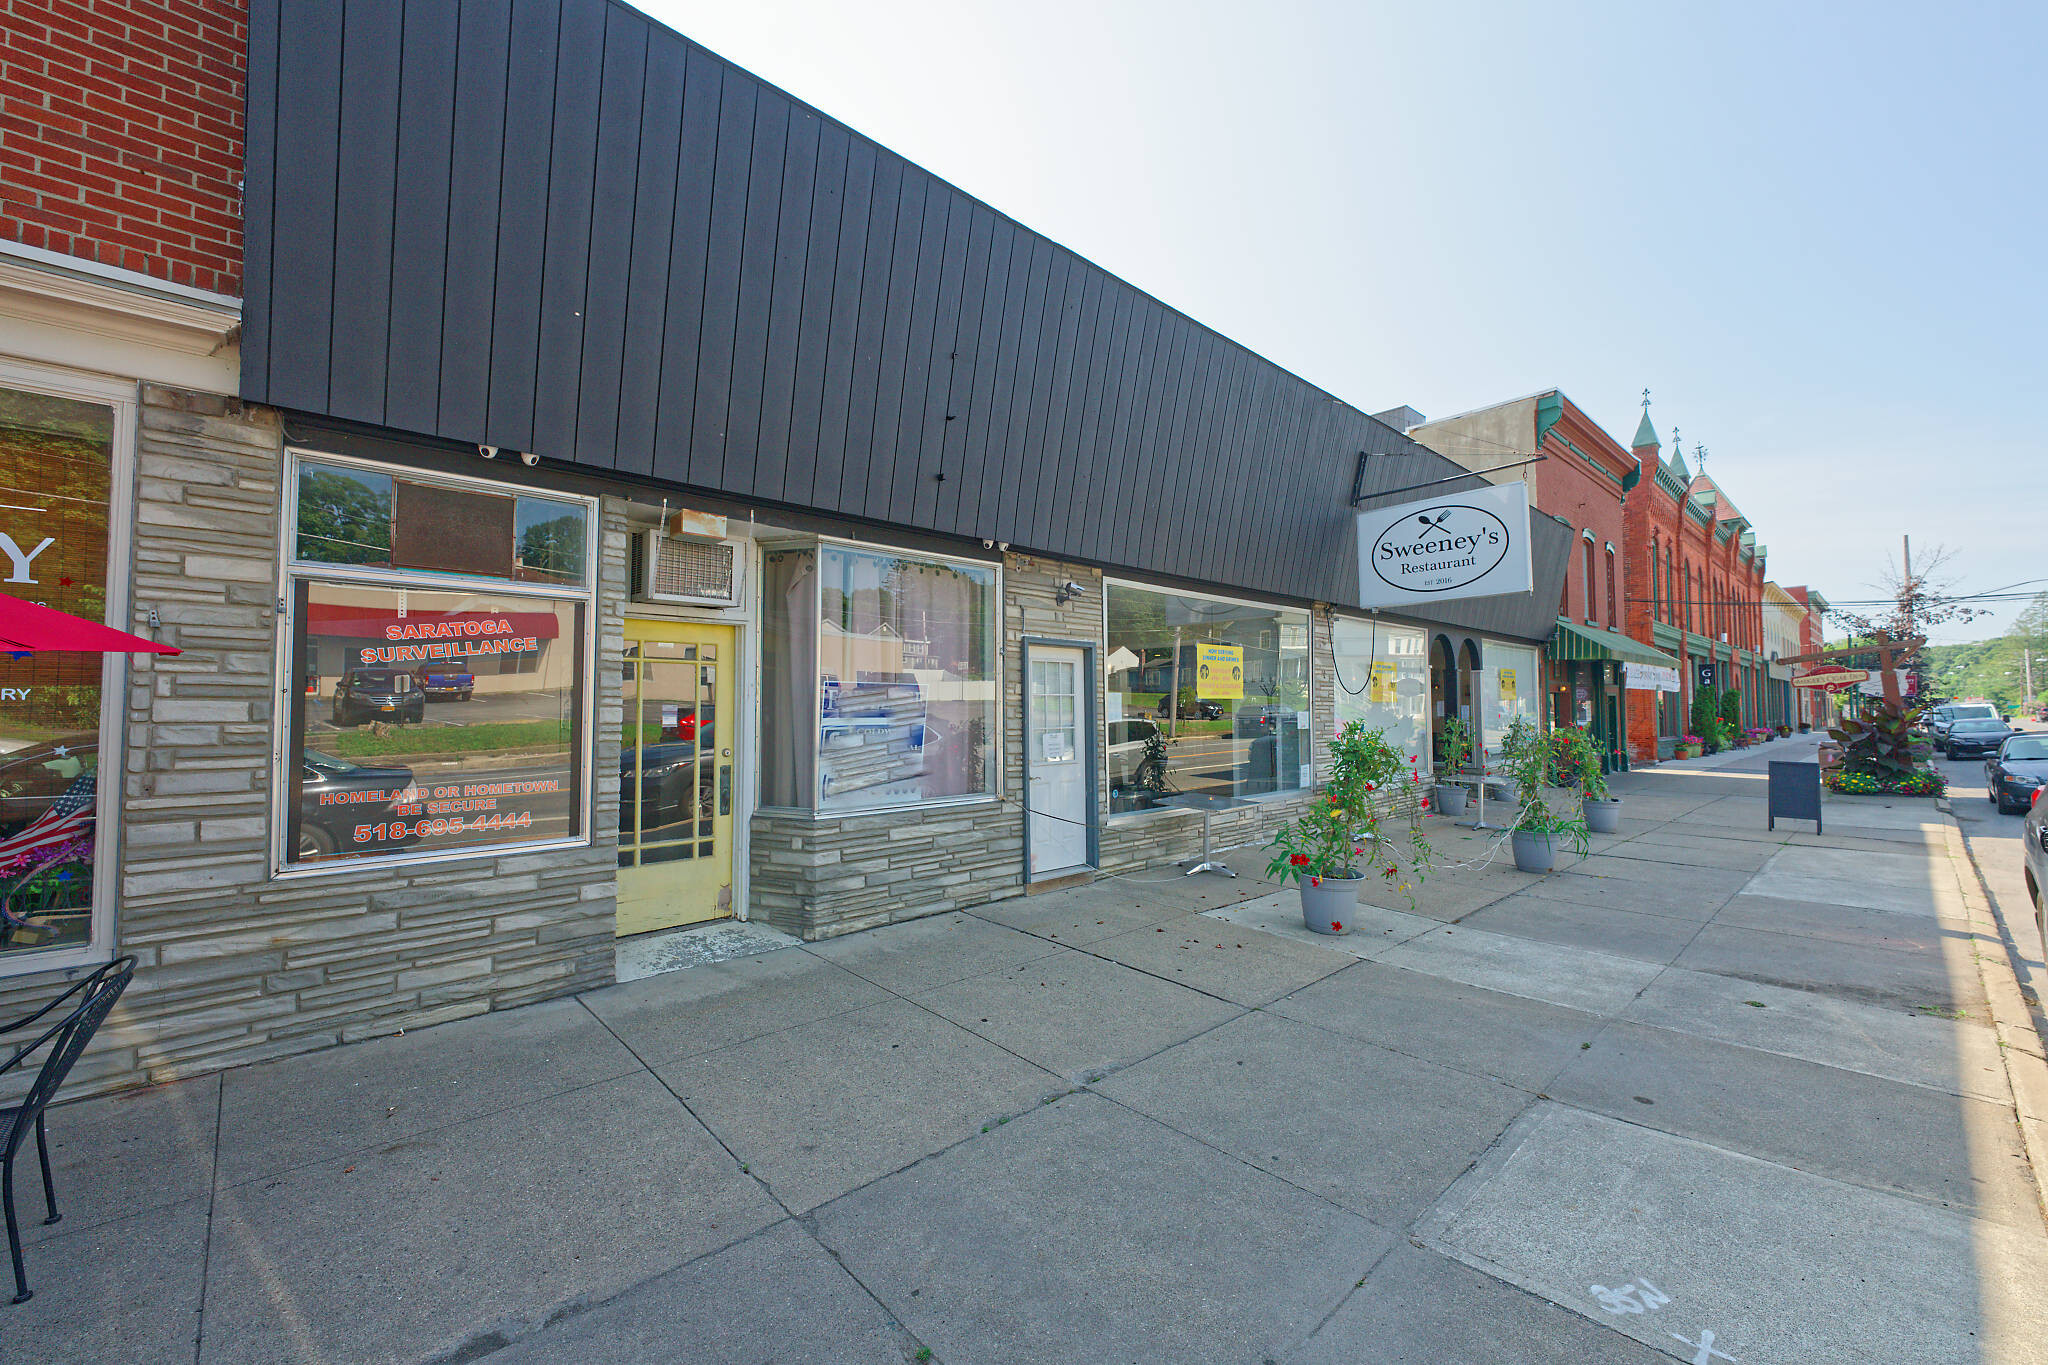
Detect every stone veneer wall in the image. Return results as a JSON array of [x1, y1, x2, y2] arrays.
[[0, 387, 623, 1100]]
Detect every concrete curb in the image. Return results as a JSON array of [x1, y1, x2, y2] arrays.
[[1940, 809, 2048, 1228]]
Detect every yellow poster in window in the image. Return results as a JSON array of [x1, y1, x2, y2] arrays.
[[1368, 661, 1397, 705], [1195, 643, 1244, 699], [1497, 668, 1518, 703]]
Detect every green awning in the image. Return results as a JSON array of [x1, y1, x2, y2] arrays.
[[1546, 619, 1680, 668]]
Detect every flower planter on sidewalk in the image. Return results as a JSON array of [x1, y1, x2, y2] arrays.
[[1298, 874, 1364, 935], [1583, 797, 1622, 834], [1511, 830, 1559, 872]]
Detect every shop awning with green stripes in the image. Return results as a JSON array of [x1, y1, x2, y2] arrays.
[[1546, 619, 1681, 667]]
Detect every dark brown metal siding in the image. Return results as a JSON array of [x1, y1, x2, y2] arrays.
[[243, 0, 1560, 641]]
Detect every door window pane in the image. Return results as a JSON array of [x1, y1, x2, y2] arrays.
[[1105, 582, 1309, 813], [286, 583, 585, 864], [0, 387, 113, 960]]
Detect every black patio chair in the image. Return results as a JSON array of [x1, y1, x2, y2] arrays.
[[0, 954, 134, 1304]]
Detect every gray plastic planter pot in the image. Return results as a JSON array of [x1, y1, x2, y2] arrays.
[[1435, 784, 1468, 817], [1511, 830, 1558, 873], [1583, 798, 1622, 834], [1299, 873, 1365, 934]]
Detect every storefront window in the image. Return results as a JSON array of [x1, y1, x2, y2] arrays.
[[283, 456, 594, 868], [761, 543, 999, 812], [0, 386, 114, 962], [1479, 643, 1542, 751], [1331, 617, 1428, 771], [1105, 582, 1309, 814]]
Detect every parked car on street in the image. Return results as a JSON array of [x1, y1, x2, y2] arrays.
[[1946, 717, 2014, 760], [331, 668, 425, 727], [411, 663, 475, 701], [1988, 733, 2048, 814], [1932, 703, 2000, 744], [297, 750, 420, 858]]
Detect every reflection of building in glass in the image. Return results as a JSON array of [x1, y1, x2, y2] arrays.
[[301, 585, 577, 699]]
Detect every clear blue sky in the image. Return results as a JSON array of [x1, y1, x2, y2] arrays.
[[634, 0, 2045, 643]]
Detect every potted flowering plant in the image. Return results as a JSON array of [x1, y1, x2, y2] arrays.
[[1266, 722, 1432, 934], [1675, 733, 1703, 758], [1499, 717, 1590, 872], [1432, 716, 1473, 817], [1555, 724, 1622, 833]]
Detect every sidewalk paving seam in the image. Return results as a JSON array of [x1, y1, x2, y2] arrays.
[[190, 1066, 226, 1365], [561, 996, 949, 1365], [1941, 812, 2048, 1231]]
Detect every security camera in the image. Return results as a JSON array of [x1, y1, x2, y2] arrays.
[[997, 541, 1009, 552], [478, 444, 497, 459], [1055, 579, 1088, 605], [982, 539, 995, 550], [519, 450, 539, 467]]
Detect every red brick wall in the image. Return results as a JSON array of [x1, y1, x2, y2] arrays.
[[1, 0, 246, 296]]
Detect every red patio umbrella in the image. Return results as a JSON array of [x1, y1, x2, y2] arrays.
[[0, 591, 180, 655]]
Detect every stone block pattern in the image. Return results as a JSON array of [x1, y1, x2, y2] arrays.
[[0, 388, 621, 1099]]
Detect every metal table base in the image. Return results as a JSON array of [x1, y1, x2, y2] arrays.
[[1161, 795, 1238, 877]]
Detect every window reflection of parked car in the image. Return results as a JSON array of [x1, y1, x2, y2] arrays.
[[411, 664, 474, 701], [331, 668, 425, 726], [1107, 719, 1164, 790], [0, 735, 97, 834], [297, 750, 419, 858], [620, 739, 709, 838]]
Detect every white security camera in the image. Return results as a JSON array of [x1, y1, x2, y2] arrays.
[[982, 539, 995, 550], [1063, 581, 1086, 598], [478, 444, 497, 459], [519, 450, 540, 467]]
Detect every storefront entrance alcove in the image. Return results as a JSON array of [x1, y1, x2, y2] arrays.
[[618, 619, 736, 935], [1429, 635, 1478, 761]]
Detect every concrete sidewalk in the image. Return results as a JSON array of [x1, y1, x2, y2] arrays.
[[13, 751, 2048, 1364]]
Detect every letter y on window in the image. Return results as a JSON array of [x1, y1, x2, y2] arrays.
[[0, 534, 54, 584]]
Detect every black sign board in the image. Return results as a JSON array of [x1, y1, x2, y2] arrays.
[[1768, 761, 1821, 833]]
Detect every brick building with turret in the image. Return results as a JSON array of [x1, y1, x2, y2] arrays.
[[1621, 408, 1771, 761]]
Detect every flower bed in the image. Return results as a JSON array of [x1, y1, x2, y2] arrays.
[[1824, 767, 1947, 797]]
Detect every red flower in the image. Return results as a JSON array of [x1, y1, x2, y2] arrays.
[[1289, 853, 1309, 867], [1329, 920, 1342, 931], [1384, 866, 1398, 877], [1310, 876, 1322, 887], [1420, 798, 1431, 809]]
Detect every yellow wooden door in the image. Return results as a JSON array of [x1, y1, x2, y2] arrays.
[[617, 620, 737, 936]]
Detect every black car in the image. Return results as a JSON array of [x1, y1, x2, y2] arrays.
[[296, 750, 420, 858], [1946, 717, 2013, 760], [331, 668, 425, 726], [1987, 733, 2048, 814]]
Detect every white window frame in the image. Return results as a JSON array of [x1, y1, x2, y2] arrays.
[[762, 534, 1005, 817], [270, 448, 601, 878], [0, 356, 138, 980], [1101, 576, 1316, 819]]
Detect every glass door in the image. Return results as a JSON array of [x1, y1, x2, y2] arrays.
[[617, 620, 737, 936]]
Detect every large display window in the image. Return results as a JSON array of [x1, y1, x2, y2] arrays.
[[0, 380, 121, 966], [280, 455, 595, 869], [1331, 617, 1429, 771], [1105, 582, 1310, 814], [1479, 642, 1542, 751], [760, 542, 999, 812]]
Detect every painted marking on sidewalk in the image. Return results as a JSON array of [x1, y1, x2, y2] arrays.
[[1670, 1327, 1737, 1363], [1589, 1277, 1670, 1315]]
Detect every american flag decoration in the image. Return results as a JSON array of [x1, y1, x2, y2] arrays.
[[0, 771, 96, 867]]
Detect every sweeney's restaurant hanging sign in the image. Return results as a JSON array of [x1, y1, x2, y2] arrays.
[[1355, 481, 1534, 607]]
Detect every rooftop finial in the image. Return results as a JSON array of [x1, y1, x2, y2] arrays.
[[1695, 442, 1707, 477], [1631, 388, 1659, 449]]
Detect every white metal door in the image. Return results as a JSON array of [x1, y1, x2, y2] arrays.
[[1027, 647, 1091, 877]]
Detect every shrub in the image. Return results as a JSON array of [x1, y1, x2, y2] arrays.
[[1266, 722, 1433, 897]]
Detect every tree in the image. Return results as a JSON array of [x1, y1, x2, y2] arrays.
[[1834, 542, 1982, 698]]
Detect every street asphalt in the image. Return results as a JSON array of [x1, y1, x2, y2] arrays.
[[12, 732, 2048, 1364]]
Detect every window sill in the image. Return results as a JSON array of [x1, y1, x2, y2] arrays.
[[758, 794, 1004, 821]]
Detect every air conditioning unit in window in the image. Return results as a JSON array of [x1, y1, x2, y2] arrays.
[[631, 530, 742, 608]]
